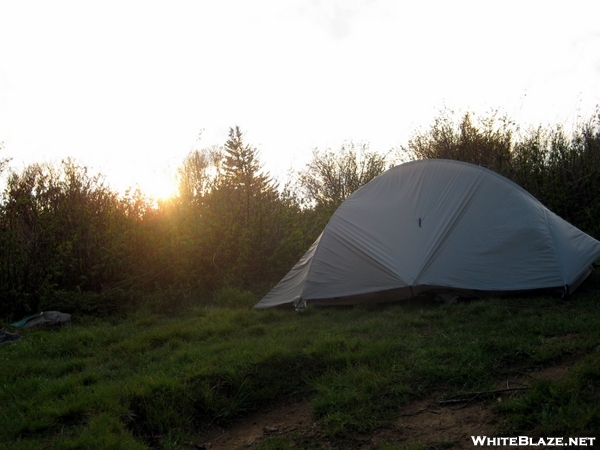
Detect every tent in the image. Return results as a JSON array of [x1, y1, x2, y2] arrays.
[[254, 159, 600, 309]]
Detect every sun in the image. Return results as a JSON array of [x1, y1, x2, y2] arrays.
[[142, 171, 179, 202], [107, 160, 182, 205], [113, 166, 179, 204]]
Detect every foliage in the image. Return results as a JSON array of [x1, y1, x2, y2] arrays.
[[510, 119, 600, 237], [0, 110, 599, 320], [404, 108, 515, 175], [0, 128, 314, 319], [208, 126, 281, 285], [0, 140, 10, 174], [296, 141, 390, 211], [176, 144, 222, 203], [171, 126, 310, 290], [405, 107, 600, 237], [289, 141, 392, 238], [0, 160, 136, 319]]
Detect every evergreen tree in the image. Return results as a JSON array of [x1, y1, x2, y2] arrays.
[[197, 126, 278, 285], [221, 126, 274, 225]]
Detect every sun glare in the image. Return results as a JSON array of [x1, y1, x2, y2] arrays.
[[144, 173, 179, 202], [114, 167, 179, 204]]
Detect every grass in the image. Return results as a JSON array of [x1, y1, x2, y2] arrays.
[[498, 354, 600, 436], [1, 276, 600, 449]]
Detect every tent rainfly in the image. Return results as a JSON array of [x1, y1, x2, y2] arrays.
[[254, 159, 600, 309]]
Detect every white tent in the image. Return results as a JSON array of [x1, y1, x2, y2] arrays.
[[254, 159, 600, 309]]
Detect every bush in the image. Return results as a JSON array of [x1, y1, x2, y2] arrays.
[[405, 108, 600, 237]]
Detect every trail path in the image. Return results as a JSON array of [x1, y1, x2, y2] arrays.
[[195, 360, 575, 450]]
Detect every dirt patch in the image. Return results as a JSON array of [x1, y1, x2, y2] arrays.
[[194, 361, 576, 450], [195, 397, 499, 449], [377, 398, 498, 448], [197, 401, 317, 449], [500, 353, 578, 389]]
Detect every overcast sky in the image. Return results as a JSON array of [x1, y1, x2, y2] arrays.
[[1, 0, 599, 199]]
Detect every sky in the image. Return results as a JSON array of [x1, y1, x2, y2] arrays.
[[1, 0, 599, 199]]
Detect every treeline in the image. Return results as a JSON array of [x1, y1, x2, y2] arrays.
[[1, 111, 599, 320], [0, 128, 390, 320], [404, 109, 600, 236]]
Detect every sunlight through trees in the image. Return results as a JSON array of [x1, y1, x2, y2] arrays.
[[1, 113, 599, 320]]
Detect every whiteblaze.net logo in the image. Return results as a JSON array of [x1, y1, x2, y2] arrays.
[[471, 436, 597, 447]]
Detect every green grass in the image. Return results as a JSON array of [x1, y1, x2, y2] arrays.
[[498, 354, 600, 436], [1, 278, 600, 449]]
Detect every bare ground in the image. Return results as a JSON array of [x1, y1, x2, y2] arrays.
[[194, 359, 577, 450]]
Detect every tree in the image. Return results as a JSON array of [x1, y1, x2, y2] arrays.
[[405, 107, 600, 237], [511, 117, 600, 237], [220, 126, 275, 225], [173, 126, 287, 288], [0, 141, 10, 175], [177, 145, 222, 203], [296, 141, 390, 212], [404, 108, 514, 176], [0, 160, 136, 318]]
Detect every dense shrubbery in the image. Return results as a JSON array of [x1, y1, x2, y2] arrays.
[[1, 111, 599, 320], [0, 128, 390, 320], [405, 108, 600, 237]]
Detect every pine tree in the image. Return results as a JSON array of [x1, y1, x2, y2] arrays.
[[199, 126, 276, 285], [221, 126, 274, 226]]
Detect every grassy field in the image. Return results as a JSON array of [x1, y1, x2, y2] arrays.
[[1, 274, 599, 449]]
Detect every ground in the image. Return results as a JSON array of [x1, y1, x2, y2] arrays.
[[195, 360, 575, 450]]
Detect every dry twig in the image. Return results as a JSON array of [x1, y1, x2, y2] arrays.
[[438, 387, 529, 406]]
